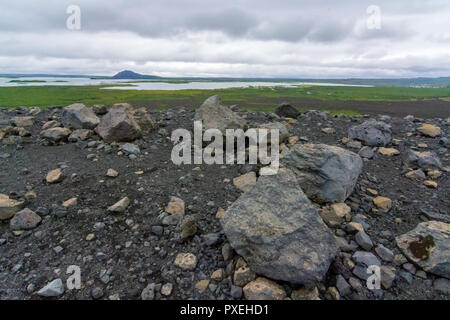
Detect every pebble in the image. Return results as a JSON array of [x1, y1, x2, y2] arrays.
[[141, 283, 155, 300], [373, 196, 392, 212], [161, 283, 173, 296], [107, 197, 130, 213], [336, 275, 352, 297], [45, 168, 63, 184], [37, 278, 64, 297], [355, 231, 373, 250], [233, 172, 257, 192], [375, 244, 394, 262], [230, 285, 243, 299], [233, 266, 256, 287], [174, 253, 197, 270], [424, 180, 438, 188], [166, 196, 185, 215], [433, 278, 450, 295], [243, 277, 286, 300], [91, 287, 104, 299], [86, 233, 95, 241], [106, 169, 119, 177], [10, 208, 42, 231], [380, 266, 396, 289]]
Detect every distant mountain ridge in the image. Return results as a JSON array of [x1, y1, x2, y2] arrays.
[[111, 70, 160, 79]]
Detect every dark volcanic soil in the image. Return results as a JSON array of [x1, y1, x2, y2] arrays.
[[131, 97, 450, 119], [0, 104, 449, 300]]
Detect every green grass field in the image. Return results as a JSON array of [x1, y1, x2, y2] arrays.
[[0, 85, 449, 115]]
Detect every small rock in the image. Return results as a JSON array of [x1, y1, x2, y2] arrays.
[[86, 233, 95, 241], [174, 253, 197, 270], [161, 283, 173, 296], [166, 196, 185, 215], [433, 278, 450, 295], [417, 124, 441, 137], [373, 196, 392, 212], [325, 287, 340, 300], [380, 266, 396, 289], [68, 129, 93, 142], [243, 277, 287, 300], [211, 269, 224, 282], [378, 147, 400, 156], [24, 191, 37, 200], [180, 215, 197, 240], [216, 208, 226, 218], [40, 127, 71, 143], [233, 266, 256, 287], [288, 136, 299, 145], [322, 127, 335, 134], [355, 231, 373, 250], [62, 197, 77, 208], [230, 285, 243, 299], [121, 143, 140, 155], [37, 279, 64, 297], [195, 280, 210, 293], [233, 172, 257, 192], [330, 203, 351, 221], [291, 287, 320, 300], [358, 146, 374, 159], [106, 169, 119, 177], [91, 287, 104, 299], [46, 168, 63, 184], [424, 180, 438, 189], [141, 283, 155, 300], [10, 208, 41, 230], [336, 275, 352, 296], [0, 194, 24, 220], [221, 243, 234, 261], [406, 169, 426, 180], [375, 244, 394, 262], [107, 197, 130, 213]]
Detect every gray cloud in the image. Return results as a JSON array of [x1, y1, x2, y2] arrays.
[[0, 0, 449, 77], [186, 8, 258, 37]]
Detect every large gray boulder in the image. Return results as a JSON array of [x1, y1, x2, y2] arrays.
[[220, 168, 338, 285], [97, 108, 142, 143], [61, 103, 100, 130], [194, 95, 247, 134], [281, 144, 363, 204], [404, 149, 442, 170], [396, 221, 449, 279], [348, 119, 392, 146]]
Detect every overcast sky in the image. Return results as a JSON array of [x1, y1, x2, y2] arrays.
[[0, 0, 449, 78]]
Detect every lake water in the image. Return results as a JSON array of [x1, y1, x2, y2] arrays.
[[0, 77, 372, 90]]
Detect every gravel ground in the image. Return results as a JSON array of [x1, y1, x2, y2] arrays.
[[0, 104, 449, 300]]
